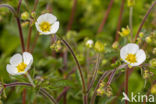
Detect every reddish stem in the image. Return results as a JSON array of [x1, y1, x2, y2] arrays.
[[22, 88, 26, 104], [115, 0, 125, 41], [97, 0, 114, 33], [125, 68, 129, 104], [134, 1, 156, 42], [66, 0, 77, 31]]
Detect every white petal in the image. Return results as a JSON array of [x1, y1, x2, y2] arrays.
[[37, 13, 57, 24], [25, 60, 33, 72], [6, 64, 18, 75], [135, 49, 146, 65], [23, 52, 33, 65], [49, 21, 59, 34], [120, 43, 139, 60], [35, 22, 42, 33], [10, 54, 22, 66]]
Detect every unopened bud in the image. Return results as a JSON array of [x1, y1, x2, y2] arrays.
[[128, 0, 135, 7], [139, 32, 144, 38], [151, 84, 156, 94], [94, 41, 105, 52], [112, 41, 119, 49], [86, 40, 94, 48], [145, 36, 152, 44], [21, 12, 29, 20], [152, 48, 156, 55], [150, 58, 156, 67]]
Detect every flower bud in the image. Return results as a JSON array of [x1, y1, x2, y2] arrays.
[[145, 36, 152, 44], [102, 59, 107, 65], [50, 40, 62, 52], [112, 41, 119, 49], [21, 12, 29, 20], [151, 84, 156, 94], [21, 21, 29, 27], [85, 40, 94, 48], [150, 58, 156, 67], [143, 70, 149, 79], [139, 32, 144, 38], [94, 41, 105, 52], [128, 0, 135, 7], [31, 11, 36, 18], [152, 48, 156, 55]]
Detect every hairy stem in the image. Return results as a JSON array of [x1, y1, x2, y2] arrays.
[[40, 88, 58, 104], [97, 0, 114, 33], [90, 71, 112, 104], [25, 73, 35, 87], [115, 0, 125, 41], [125, 68, 129, 104], [0, 82, 57, 104], [134, 1, 156, 42], [26, 0, 39, 52], [87, 54, 100, 93], [66, 0, 77, 31], [16, 17, 25, 52], [129, 7, 133, 42], [61, 39, 87, 104]]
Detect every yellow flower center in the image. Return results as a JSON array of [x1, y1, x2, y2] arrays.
[[125, 53, 137, 63], [39, 21, 51, 32], [16, 62, 27, 72]]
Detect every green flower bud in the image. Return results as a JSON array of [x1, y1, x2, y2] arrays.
[[21, 12, 29, 20], [112, 41, 119, 49], [31, 11, 36, 18], [139, 32, 144, 38], [151, 84, 156, 94], [21, 21, 29, 27], [145, 36, 152, 44], [152, 48, 156, 55], [102, 59, 107, 65], [128, 0, 135, 7], [94, 41, 105, 52], [50, 40, 62, 52], [150, 58, 156, 67]]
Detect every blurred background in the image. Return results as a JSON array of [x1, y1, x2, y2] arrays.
[[0, 0, 155, 104]]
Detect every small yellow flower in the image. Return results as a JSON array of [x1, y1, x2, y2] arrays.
[[119, 26, 130, 37]]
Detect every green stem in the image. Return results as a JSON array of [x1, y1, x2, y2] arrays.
[[25, 73, 35, 87], [87, 54, 100, 93]]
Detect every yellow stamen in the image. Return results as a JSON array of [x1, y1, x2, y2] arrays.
[[39, 21, 51, 32], [125, 53, 137, 63], [16, 62, 27, 72]]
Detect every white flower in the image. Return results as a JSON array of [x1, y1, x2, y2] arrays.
[[120, 43, 146, 66], [86, 40, 94, 48], [35, 13, 59, 35], [6, 52, 33, 75]]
